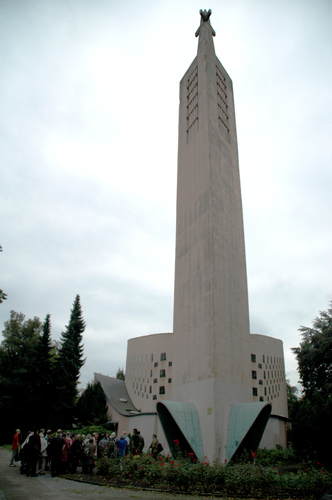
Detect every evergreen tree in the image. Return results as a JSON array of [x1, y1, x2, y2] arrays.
[[34, 314, 54, 427], [54, 295, 86, 427], [116, 368, 125, 380], [76, 381, 109, 425]]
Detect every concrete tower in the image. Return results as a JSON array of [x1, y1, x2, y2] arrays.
[[103, 10, 288, 464], [172, 10, 252, 459]]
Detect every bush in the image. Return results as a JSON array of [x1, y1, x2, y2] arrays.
[[93, 450, 332, 498]]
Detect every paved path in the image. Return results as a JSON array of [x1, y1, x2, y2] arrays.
[[0, 448, 221, 500]]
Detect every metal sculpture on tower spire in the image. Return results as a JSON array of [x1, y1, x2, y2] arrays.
[[195, 9, 216, 37]]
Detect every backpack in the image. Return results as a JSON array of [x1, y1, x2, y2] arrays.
[[157, 442, 163, 453]]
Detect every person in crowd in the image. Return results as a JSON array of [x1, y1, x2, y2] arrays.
[[9, 429, 20, 467], [107, 432, 118, 459], [149, 434, 159, 459], [38, 432, 48, 475], [138, 430, 145, 454], [60, 432, 70, 473], [97, 434, 109, 458], [123, 431, 130, 451], [44, 430, 52, 471], [69, 435, 82, 473], [48, 429, 66, 478], [83, 437, 96, 474], [130, 428, 141, 455], [20, 430, 33, 474], [25, 427, 41, 477], [117, 434, 128, 457]]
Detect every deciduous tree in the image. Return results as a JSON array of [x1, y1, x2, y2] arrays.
[[292, 302, 332, 397], [290, 302, 332, 467]]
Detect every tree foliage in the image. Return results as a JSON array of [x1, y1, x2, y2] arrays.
[[53, 295, 86, 427], [0, 311, 42, 441], [0, 245, 7, 304], [0, 296, 87, 442], [76, 381, 109, 426], [292, 302, 332, 397], [116, 368, 125, 380], [290, 302, 332, 467]]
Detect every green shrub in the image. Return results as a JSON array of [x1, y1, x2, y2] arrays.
[[93, 450, 332, 498]]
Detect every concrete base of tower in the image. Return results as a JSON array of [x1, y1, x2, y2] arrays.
[[171, 377, 253, 462]]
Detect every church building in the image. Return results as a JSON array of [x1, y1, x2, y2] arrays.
[[95, 10, 288, 463]]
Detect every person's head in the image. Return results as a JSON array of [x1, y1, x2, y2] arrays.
[[111, 432, 116, 438], [153, 434, 156, 438], [133, 428, 138, 434], [57, 429, 62, 435], [89, 438, 94, 443], [120, 434, 124, 439], [15, 429, 20, 435], [123, 431, 127, 437], [39, 432, 44, 438], [82, 434, 86, 439], [47, 429, 52, 435]]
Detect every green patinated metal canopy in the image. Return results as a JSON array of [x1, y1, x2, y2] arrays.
[[157, 401, 204, 461], [225, 402, 272, 462]]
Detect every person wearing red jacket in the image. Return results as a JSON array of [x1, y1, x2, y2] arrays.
[[9, 429, 20, 467]]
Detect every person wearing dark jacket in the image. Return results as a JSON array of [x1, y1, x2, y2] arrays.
[[25, 427, 41, 477], [69, 435, 82, 473], [48, 429, 66, 477]]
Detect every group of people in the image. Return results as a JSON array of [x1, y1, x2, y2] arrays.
[[9, 427, 162, 477]]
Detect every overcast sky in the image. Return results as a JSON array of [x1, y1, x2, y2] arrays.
[[1, 0, 331, 391]]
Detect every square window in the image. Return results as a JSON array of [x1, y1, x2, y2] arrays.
[[149, 386, 152, 393], [150, 369, 153, 377], [153, 395, 157, 400], [258, 363, 262, 369], [159, 386, 165, 395], [263, 355, 265, 363], [251, 354, 256, 363], [259, 379, 263, 385], [154, 362, 158, 367], [168, 361, 173, 366], [252, 371, 257, 379], [168, 378, 172, 383], [153, 378, 157, 383], [259, 397, 264, 402], [161, 353, 166, 361], [252, 388, 258, 396]]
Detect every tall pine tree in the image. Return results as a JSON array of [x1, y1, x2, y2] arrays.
[[33, 314, 54, 427], [55, 295, 86, 428]]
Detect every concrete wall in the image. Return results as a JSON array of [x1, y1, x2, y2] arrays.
[[126, 333, 174, 412]]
